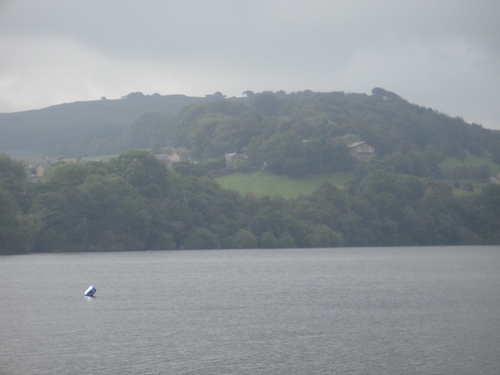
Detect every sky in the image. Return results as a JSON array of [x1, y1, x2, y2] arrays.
[[1, 0, 499, 129]]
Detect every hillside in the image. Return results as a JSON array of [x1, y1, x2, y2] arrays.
[[0, 94, 204, 127], [170, 89, 499, 183], [2, 88, 499, 182], [0, 93, 219, 157], [216, 171, 355, 199]]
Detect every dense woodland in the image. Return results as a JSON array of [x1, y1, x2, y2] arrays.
[[1, 89, 500, 254], [1, 88, 499, 166], [1, 151, 499, 254]]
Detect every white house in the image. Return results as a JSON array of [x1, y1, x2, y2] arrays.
[[347, 141, 375, 159]]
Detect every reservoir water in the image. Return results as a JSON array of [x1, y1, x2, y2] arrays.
[[1, 246, 499, 374]]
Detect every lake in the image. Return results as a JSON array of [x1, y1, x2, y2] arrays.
[[1, 246, 499, 374]]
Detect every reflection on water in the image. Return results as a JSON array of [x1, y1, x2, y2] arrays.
[[1, 246, 499, 375]]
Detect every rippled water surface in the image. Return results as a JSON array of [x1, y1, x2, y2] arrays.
[[1, 246, 499, 374]]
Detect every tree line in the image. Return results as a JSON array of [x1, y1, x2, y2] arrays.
[[1, 150, 499, 255], [2, 89, 498, 176], [142, 89, 499, 180]]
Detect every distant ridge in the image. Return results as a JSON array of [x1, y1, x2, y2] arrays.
[[0, 93, 244, 157], [0, 94, 208, 128], [1, 89, 497, 165]]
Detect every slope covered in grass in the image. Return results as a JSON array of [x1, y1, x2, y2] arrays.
[[441, 151, 499, 174], [215, 171, 354, 198]]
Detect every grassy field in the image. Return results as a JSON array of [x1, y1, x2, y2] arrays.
[[217, 151, 500, 199], [215, 171, 355, 198], [441, 151, 499, 196], [441, 151, 499, 174]]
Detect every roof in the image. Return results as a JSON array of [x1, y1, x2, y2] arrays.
[[347, 141, 366, 148]]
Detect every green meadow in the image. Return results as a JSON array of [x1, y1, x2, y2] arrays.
[[441, 151, 499, 174], [215, 171, 355, 199], [441, 151, 499, 196], [217, 152, 499, 199]]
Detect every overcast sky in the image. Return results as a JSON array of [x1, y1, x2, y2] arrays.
[[1, 0, 499, 129]]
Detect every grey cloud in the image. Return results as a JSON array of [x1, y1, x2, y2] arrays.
[[0, 0, 499, 128]]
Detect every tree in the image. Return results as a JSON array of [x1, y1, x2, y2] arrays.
[[122, 92, 145, 99], [42, 162, 102, 188], [223, 229, 257, 249], [252, 92, 280, 116], [29, 190, 90, 252], [183, 227, 220, 249], [205, 91, 226, 100], [0, 154, 27, 208], [313, 182, 351, 213], [29, 160, 152, 252], [0, 187, 29, 254], [249, 203, 287, 238], [260, 133, 305, 176], [259, 231, 279, 248], [304, 224, 343, 247], [77, 174, 151, 251], [371, 87, 402, 101], [173, 161, 210, 178], [107, 150, 171, 199], [424, 145, 445, 177]]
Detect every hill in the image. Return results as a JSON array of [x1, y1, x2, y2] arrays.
[[0, 93, 218, 158], [2, 88, 499, 182], [173, 89, 498, 182], [2, 89, 500, 254]]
